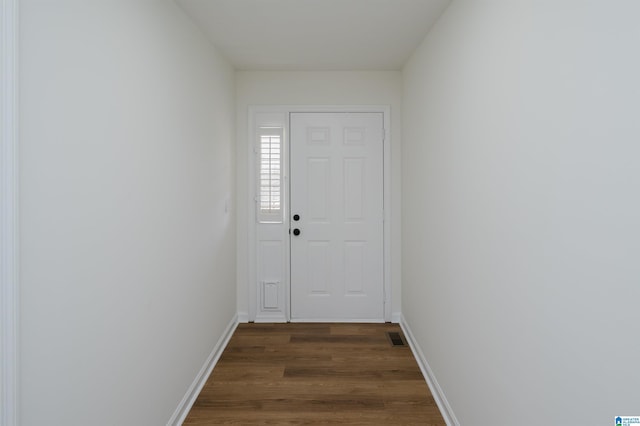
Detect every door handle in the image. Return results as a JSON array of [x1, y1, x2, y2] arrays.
[[293, 228, 301, 236]]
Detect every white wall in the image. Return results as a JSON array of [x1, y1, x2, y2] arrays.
[[236, 71, 402, 320], [402, 0, 640, 424], [19, 1, 235, 425]]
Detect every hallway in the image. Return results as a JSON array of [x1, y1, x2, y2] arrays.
[[4, 1, 640, 424]]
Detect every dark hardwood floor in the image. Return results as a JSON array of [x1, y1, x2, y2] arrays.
[[183, 323, 446, 425]]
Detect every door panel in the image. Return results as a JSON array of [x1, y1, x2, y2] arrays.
[[290, 112, 384, 321]]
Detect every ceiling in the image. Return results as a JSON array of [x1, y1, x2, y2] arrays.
[[176, 0, 451, 71]]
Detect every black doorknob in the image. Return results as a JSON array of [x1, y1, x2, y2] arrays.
[[293, 214, 300, 221], [293, 228, 301, 236]]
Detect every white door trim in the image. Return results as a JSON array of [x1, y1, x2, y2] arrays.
[[1, 0, 20, 424], [247, 105, 392, 322]]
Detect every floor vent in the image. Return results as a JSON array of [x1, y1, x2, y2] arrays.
[[387, 331, 406, 347]]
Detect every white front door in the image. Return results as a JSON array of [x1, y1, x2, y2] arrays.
[[290, 112, 384, 321]]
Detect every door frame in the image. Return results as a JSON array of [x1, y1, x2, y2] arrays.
[[247, 105, 392, 322]]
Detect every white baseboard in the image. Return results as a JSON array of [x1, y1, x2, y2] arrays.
[[167, 314, 238, 426], [400, 316, 460, 426], [391, 312, 402, 323], [237, 311, 249, 323]]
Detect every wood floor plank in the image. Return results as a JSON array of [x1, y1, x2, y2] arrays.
[[183, 323, 446, 425], [283, 367, 425, 380], [208, 365, 285, 381], [289, 334, 388, 345], [185, 410, 445, 426]]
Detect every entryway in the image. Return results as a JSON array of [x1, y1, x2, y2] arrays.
[[249, 106, 391, 323]]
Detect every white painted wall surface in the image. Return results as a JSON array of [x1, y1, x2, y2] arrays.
[[402, 1, 640, 424], [236, 71, 402, 320], [19, 1, 235, 424]]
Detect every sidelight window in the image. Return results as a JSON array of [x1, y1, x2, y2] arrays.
[[257, 127, 283, 223]]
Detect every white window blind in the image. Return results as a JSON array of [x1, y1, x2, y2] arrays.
[[257, 127, 283, 223]]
